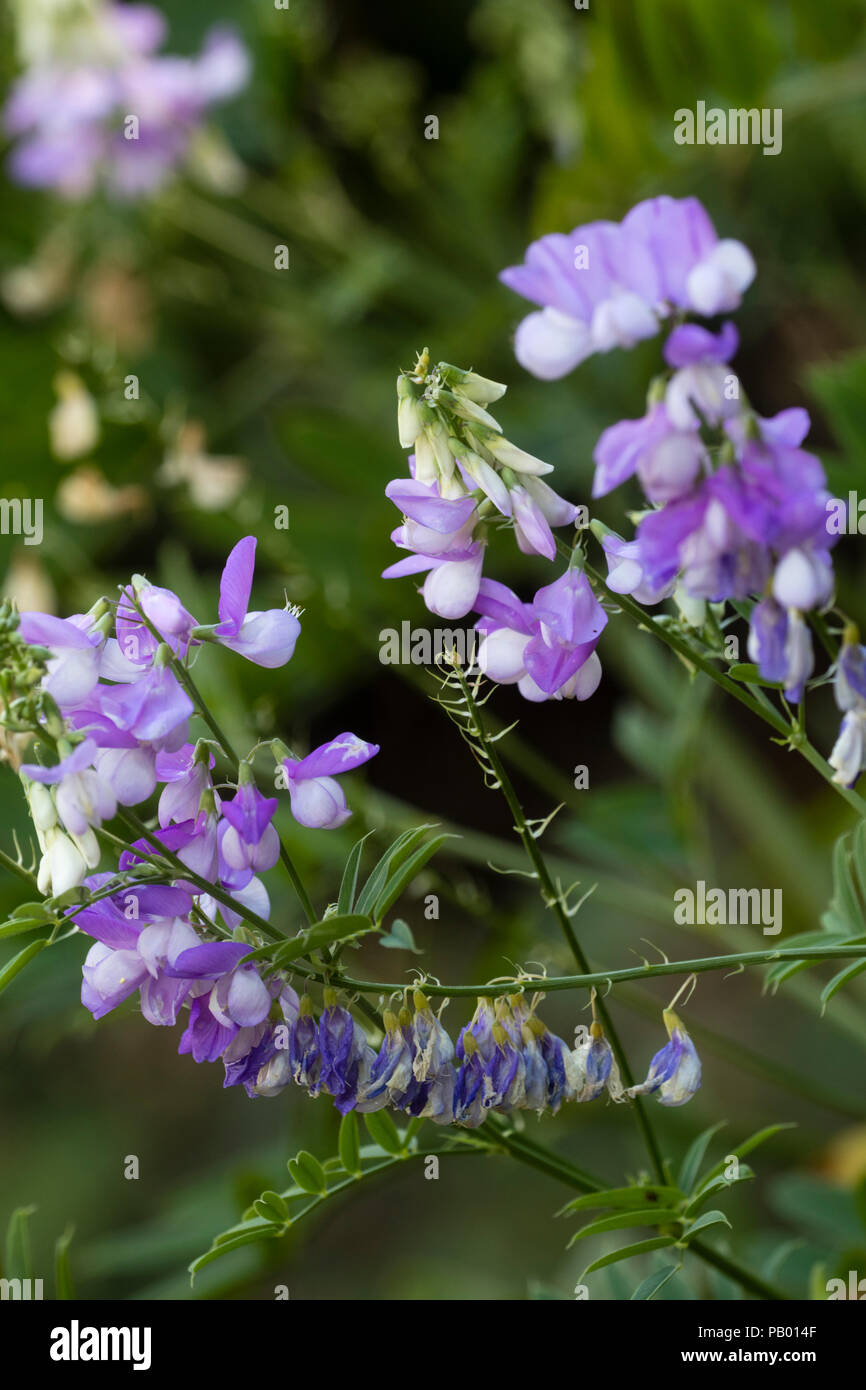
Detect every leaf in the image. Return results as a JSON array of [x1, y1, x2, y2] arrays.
[[54, 1226, 75, 1300], [245, 914, 372, 967], [630, 1263, 682, 1300], [699, 1123, 796, 1188], [0, 938, 47, 994], [567, 1209, 682, 1247], [821, 960, 866, 1010], [0, 917, 50, 940], [4, 1205, 37, 1279], [728, 663, 784, 688], [678, 1121, 727, 1194], [379, 918, 422, 953], [287, 1151, 327, 1195], [558, 1185, 684, 1217], [580, 1236, 677, 1282], [338, 1112, 361, 1176], [254, 1191, 290, 1223], [189, 1226, 281, 1282], [364, 1110, 405, 1157], [680, 1209, 732, 1238], [337, 831, 375, 915], [372, 834, 454, 924], [354, 825, 437, 917], [685, 1167, 754, 1215]]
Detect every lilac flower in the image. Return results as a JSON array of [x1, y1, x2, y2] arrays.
[[829, 641, 866, 786], [97, 658, 194, 743], [318, 990, 376, 1114], [156, 744, 215, 828], [475, 572, 606, 702], [21, 737, 115, 837], [5, 6, 250, 200], [218, 774, 279, 882], [213, 537, 301, 668], [356, 1009, 416, 1113], [593, 403, 705, 505], [289, 997, 322, 1096], [17, 613, 101, 707], [599, 530, 676, 605], [280, 733, 379, 830], [747, 599, 814, 702], [382, 513, 486, 620], [500, 196, 754, 379], [662, 321, 741, 432], [627, 1010, 701, 1107]]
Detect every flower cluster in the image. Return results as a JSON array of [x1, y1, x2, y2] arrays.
[[15, 534, 378, 896], [383, 351, 604, 703], [252, 990, 700, 1119], [7, 535, 385, 1095], [4, 2, 249, 199], [502, 195, 840, 729]]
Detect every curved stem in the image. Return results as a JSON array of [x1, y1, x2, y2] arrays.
[[447, 663, 667, 1185], [277, 942, 866, 999]]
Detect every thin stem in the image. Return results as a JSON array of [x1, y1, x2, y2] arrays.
[[276, 942, 866, 998], [0, 844, 38, 889], [448, 663, 667, 1185], [126, 592, 318, 926]]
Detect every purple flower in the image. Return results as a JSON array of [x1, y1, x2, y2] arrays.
[[500, 196, 754, 379], [214, 537, 301, 668], [97, 662, 194, 742], [627, 1010, 701, 1107], [382, 509, 486, 620], [474, 573, 606, 702], [156, 744, 215, 827], [17, 613, 101, 708], [5, 7, 249, 200], [282, 732, 379, 830], [600, 531, 676, 606], [218, 778, 279, 880], [747, 599, 814, 702]]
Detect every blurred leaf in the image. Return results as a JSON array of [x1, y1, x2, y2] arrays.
[[630, 1262, 682, 1300], [338, 1112, 361, 1177]]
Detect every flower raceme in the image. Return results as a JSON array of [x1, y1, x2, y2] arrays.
[[384, 351, 600, 702], [499, 194, 755, 380], [3, 2, 249, 199], [502, 192, 854, 773], [15, 536, 377, 903]]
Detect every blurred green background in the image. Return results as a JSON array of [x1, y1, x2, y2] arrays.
[[2, 0, 866, 1300]]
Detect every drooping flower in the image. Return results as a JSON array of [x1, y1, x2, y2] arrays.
[[628, 1009, 701, 1107], [279, 733, 379, 830]]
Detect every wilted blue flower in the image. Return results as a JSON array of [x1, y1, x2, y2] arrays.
[[628, 1009, 701, 1107]]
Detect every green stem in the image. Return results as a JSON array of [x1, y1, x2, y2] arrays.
[[448, 663, 667, 1185], [276, 942, 866, 998], [0, 845, 38, 889]]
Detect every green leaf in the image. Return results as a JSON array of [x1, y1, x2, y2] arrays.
[[821, 960, 866, 1010], [337, 832, 374, 915], [567, 1209, 682, 1247], [287, 1151, 327, 1195], [680, 1209, 732, 1238], [254, 1190, 290, 1223], [363, 1110, 405, 1157], [728, 663, 784, 688], [354, 825, 437, 917], [579, 1236, 677, 1282], [249, 914, 372, 967], [0, 917, 50, 940], [699, 1123, 796, 1189], [379, 918, 422, 953], [338, 1112, 361, 1175], [558, 1185, 683, 1217], [189, 1226, 281, 1282], [678, 1122, 727, 1194], [4, 1205, 37, 1279], [372, 834, 454, 924], [630, 1263, 682, 1300], [685, 1167, 754, 1215], [0, 938, 47, 994], [54, 1226, 75, 1300]]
